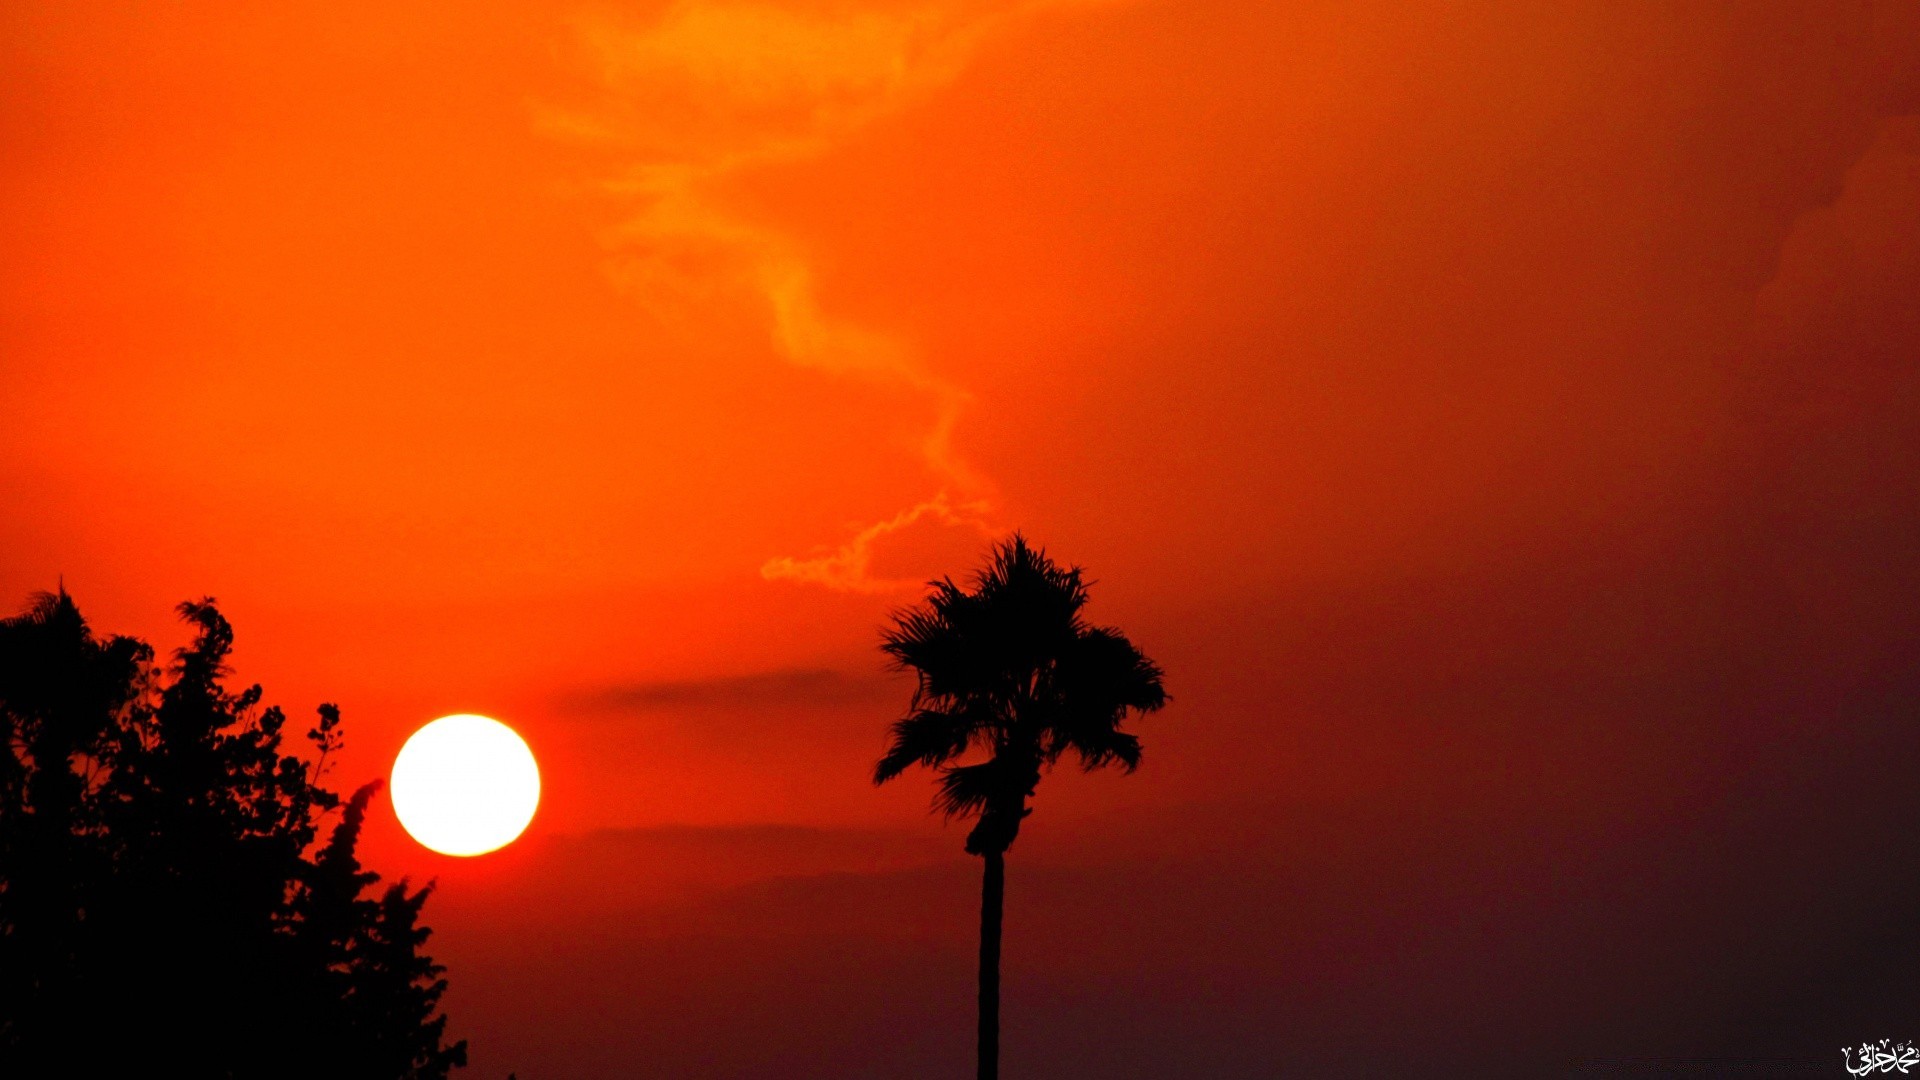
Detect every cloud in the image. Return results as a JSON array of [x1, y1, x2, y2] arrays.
[[548, 0, 1115, 589], [759, 489, 997, 593], [565, 665, 907, 711]]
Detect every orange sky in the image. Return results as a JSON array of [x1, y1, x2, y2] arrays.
[[5, 2, 1920, 1076]]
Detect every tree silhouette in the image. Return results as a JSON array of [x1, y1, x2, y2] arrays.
[[0, 588, 466, 1079], [875, 536, 1167, 1080]]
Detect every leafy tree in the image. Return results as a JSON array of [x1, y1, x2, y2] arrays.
[[0, 588, 466, 1079], [875, 536, 1167, 1080]]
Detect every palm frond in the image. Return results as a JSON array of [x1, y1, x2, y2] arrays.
[[880, 580, 993, 704], [1067, 730, 1142, 772], [1055, 626, 1168, 711], [873, 704, 981, 784], [933, 760, 1011, 820], [1042, 625, 1166, 772]]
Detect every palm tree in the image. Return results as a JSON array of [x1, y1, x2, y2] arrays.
[[875, 534, 1167, 1080]]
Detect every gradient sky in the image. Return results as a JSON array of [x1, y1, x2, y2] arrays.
[[5, 2, 1920, 1076]]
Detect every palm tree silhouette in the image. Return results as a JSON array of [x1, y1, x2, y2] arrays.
[[875, 534, 1167, 1080]]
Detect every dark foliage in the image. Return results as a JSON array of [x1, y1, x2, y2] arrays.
[[0, 588, 466, 1079]]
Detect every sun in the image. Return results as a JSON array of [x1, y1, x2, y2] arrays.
[[391, 714, 541, 856]]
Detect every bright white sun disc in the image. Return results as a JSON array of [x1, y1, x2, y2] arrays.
[[391, 714, 540, 856]]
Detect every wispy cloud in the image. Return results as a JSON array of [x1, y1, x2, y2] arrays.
[[549, 0, 1119, 589], [566, 665, 907, 711], [760, 490, 996, 593]]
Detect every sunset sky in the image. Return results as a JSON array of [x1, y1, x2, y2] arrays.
[[5, 1, 1920, 1075]]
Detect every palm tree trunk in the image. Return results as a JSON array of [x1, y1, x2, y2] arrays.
[[978, 847, 1004, 1080]]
